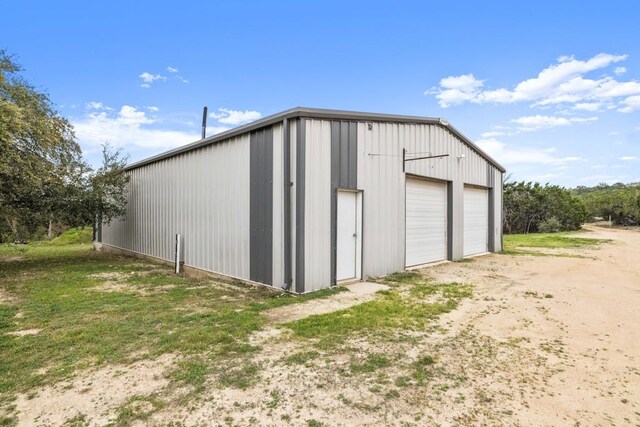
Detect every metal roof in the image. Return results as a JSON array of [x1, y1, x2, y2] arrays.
[[125, 107, 506, 172]]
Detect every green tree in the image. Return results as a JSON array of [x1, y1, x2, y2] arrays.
[[0, 50, 130, 242], [503, 180, 588, 234], [0, 50, 84, 241]]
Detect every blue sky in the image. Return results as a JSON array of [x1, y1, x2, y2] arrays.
[[3, 0, 639, 187]]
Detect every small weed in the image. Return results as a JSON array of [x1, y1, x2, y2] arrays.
[[114, 395, 164, 426], [544, 294, 554, 299], [395, 376, 410, 387], [65, 413, 89, 427], [265, 390, 281, 409], [0, 416, 16, 427], [350, 354, 391, 374], [385, 389, 400, 399], [283, 351, 319, 366], [337, 393, 352, 405], [217, 362, 260, 390], [306, 420, 324, 427]]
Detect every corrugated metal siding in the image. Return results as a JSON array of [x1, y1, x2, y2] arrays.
[[493, 168, 503, 252], [250, 127, 273, 284], [356, 122, 500, 278], [101, 134, 251, 280], [357, 122, 406, 277], [272, 124, 284, 288], [304, 119, 332, 292]]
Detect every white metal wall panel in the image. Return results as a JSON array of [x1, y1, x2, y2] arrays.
[[304, 119, 332, 291], [405, 178, 447, 266], [357, 122, 406, 277], [290, 123, 297, 291], [101, 134, 251, 280], [357, 122, 502, 278], [463, 186, 489, 256], [493, 170, 503, 252], [272, 124, 284, 287]]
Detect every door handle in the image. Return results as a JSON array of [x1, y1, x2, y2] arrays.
[[353, 233, 357, 237]]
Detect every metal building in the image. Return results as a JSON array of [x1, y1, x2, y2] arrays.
[[99, 107, 505, 293]]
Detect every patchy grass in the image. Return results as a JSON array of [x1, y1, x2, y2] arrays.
[[0, 240, 341, 408], [113, 394, 165, 426], [349, 354, 391, 374], [283, 350, 320, 366], [502, 232, 609, 257], [284, 272, 472, 348]]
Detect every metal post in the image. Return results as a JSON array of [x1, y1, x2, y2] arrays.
[[175, 234, 181, 274]]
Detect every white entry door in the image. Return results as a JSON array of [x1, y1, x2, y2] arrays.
[[405, 178, 447, 267], [336, 191, 359, 281], [463, 186, 489, 256]]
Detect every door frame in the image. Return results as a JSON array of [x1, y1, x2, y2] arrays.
[[333, 188, 363, 284]]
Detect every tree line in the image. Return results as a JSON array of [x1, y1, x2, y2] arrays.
[[572, 183, 640, 226], [503, 180, 640, 234], [0, 50, 128, 243]]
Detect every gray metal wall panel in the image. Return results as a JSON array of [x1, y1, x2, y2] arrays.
[[101, 134, 251, 280], [250, 127, 274, 285], [330, 121, 358, 285], [304, 119, 332, 292]]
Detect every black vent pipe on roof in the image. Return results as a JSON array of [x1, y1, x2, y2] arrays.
[[201, 106, 208, 139]]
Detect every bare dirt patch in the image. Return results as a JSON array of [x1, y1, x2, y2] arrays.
[[14, 353, 175, 426], [0, 287, 18, 305], [6, 329, 41, 337]]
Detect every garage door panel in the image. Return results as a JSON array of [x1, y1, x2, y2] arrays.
[[405, 178, 447, 267], [464, 187, 489, 256]]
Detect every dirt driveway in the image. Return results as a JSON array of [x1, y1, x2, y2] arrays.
[[11, 226, 640, 426], [424, 225, 640, 425]]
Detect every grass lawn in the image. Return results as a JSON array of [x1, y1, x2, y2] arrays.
[[0, 230, 474, 425], [502, 231, 608, 256], [0, 230, 339, 415]]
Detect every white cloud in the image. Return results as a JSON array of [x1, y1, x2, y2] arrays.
[[511, 115, 597, 132], [146, 106, 160, 112], [608, 131, 620, 136], [480, 131, 505, 138], [619, 95, 640, 113], [476, 137, 584, 165], [210, 108, 262, 125], [620, 156, 638, 161], [86, 101, 105, 110], [167, 66, 179, 73], [574, 102, 602, 111], [73, 104, 218, 152], [138, 72, 166, 88], [614, 66, 627, 75], [427, 53, 639, 110]]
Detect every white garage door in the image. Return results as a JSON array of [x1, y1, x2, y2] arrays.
[[464, 186, 489, 256], [405, 178, 447, 267]]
